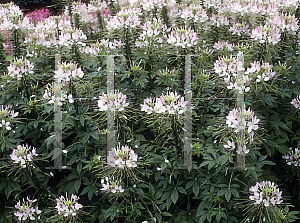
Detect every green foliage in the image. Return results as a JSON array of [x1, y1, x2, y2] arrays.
[[0, 0, 300, 222]]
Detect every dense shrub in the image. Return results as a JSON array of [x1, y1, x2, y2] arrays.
[[0, 0, 300, 222]]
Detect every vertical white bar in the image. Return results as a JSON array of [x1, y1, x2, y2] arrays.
[[236, 52, 245, 169], [184, 55, 192, 169], [107, 55, 115, 153], [47, 54, 64, 169]]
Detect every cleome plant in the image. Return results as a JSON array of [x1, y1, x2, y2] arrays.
[[0, 0, 299, 223]]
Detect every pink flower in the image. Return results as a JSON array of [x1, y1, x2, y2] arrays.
[[97, 91, 129, 112], [7, 57, 34, 80], [291, 95, 300, 109], [223, 140, 235, 150], [142, 91, 187, 115], [107, 144, 138, 168], [100, 176, 125, 194], [55, 193, 83, 218], [10, 144, 38, 168], [282, 147, 300, 166], [226, 108, 260, 135], [180, 4, 208, 24], [249, 181, 283, 207], [14, 197, 41, 221], [251, 24, 281, 45], [167, 27, 198, 48], [106, 7, 141, 31], [135, 18, 169, 48], [25, 8, 50, 24]]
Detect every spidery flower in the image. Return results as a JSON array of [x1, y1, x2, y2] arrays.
[[54, 62, 84, 87], [226, 107, 260, 136], [106, 7, 141, 31], [7, 57, 34, 80], [100, 176, 125, 193], [97, 91, 129, 112], [0, 104, 18, 119], [250, 24, 281, 45], [213, 40, 234, 51], [55, 193, 83, 219], [25, 8, 50, 24], [249, 181, 283, 207], [167, 27, 198, 48], [107, 144, 138, 168], [14, 197, 41, 222], [135, 18, 169, 48], [81, 39, 122, 54], [43, 83, 74, 104], [223, 140, 249, 155], [141, 91, 187, 115], [180, 4, 208, 24], [214, 55, 249, 94], [10, 144, 38, 168], [282, 147, 300, 166], [245, 60, 276, 83], [291, 95, 300, 109], [139, 0, 177, 12]]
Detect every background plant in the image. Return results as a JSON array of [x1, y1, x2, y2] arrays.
[[0, 0, 299, 222]]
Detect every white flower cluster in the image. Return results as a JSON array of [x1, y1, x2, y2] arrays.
[[249, 181, 283, 207], [226, 107, 260, 134], [245, 60, 276, 83], [214, 55, 276, 93], [65, 0, 109, 23], [54, 62, 84, 86], [43, 83, 74, 104], [97, 91, 129, 112], [65, 1, 103, 24], [213, 40, 234, 51], [81, 39, 122, 55], [135, 18, 169, 48], [223, 140, 250, 154], [24, 16, 70, 48], [214, 54, 250, 94], [55, 193, 83, 218], [10, 144, 38, 168], [267, 12, 299, 35], [226, 107, 259, 149], [180, 4, 208, 24], [107, 144, 138, 168], [0, 105, 18, 131], [0, 119, 11, 130], [282, 147, 300, 166], [57, 29, 87, 47], [139, 0, 176, 11], [141, 91, 187, 115], [167, 27, 198, 48], [14, 197, 41, 222], [100, 176, 125, 193], [7, 57, 34, 80], [0, 2, 33, 31], [23, 11, 88, 49], [106, 7, 141, 31], [250, 24, 281, 45]]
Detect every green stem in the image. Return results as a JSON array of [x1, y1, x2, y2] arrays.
[[25, 165, 53, 207], [12, 29, 20, 58], [171, 115, 180, 152]]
